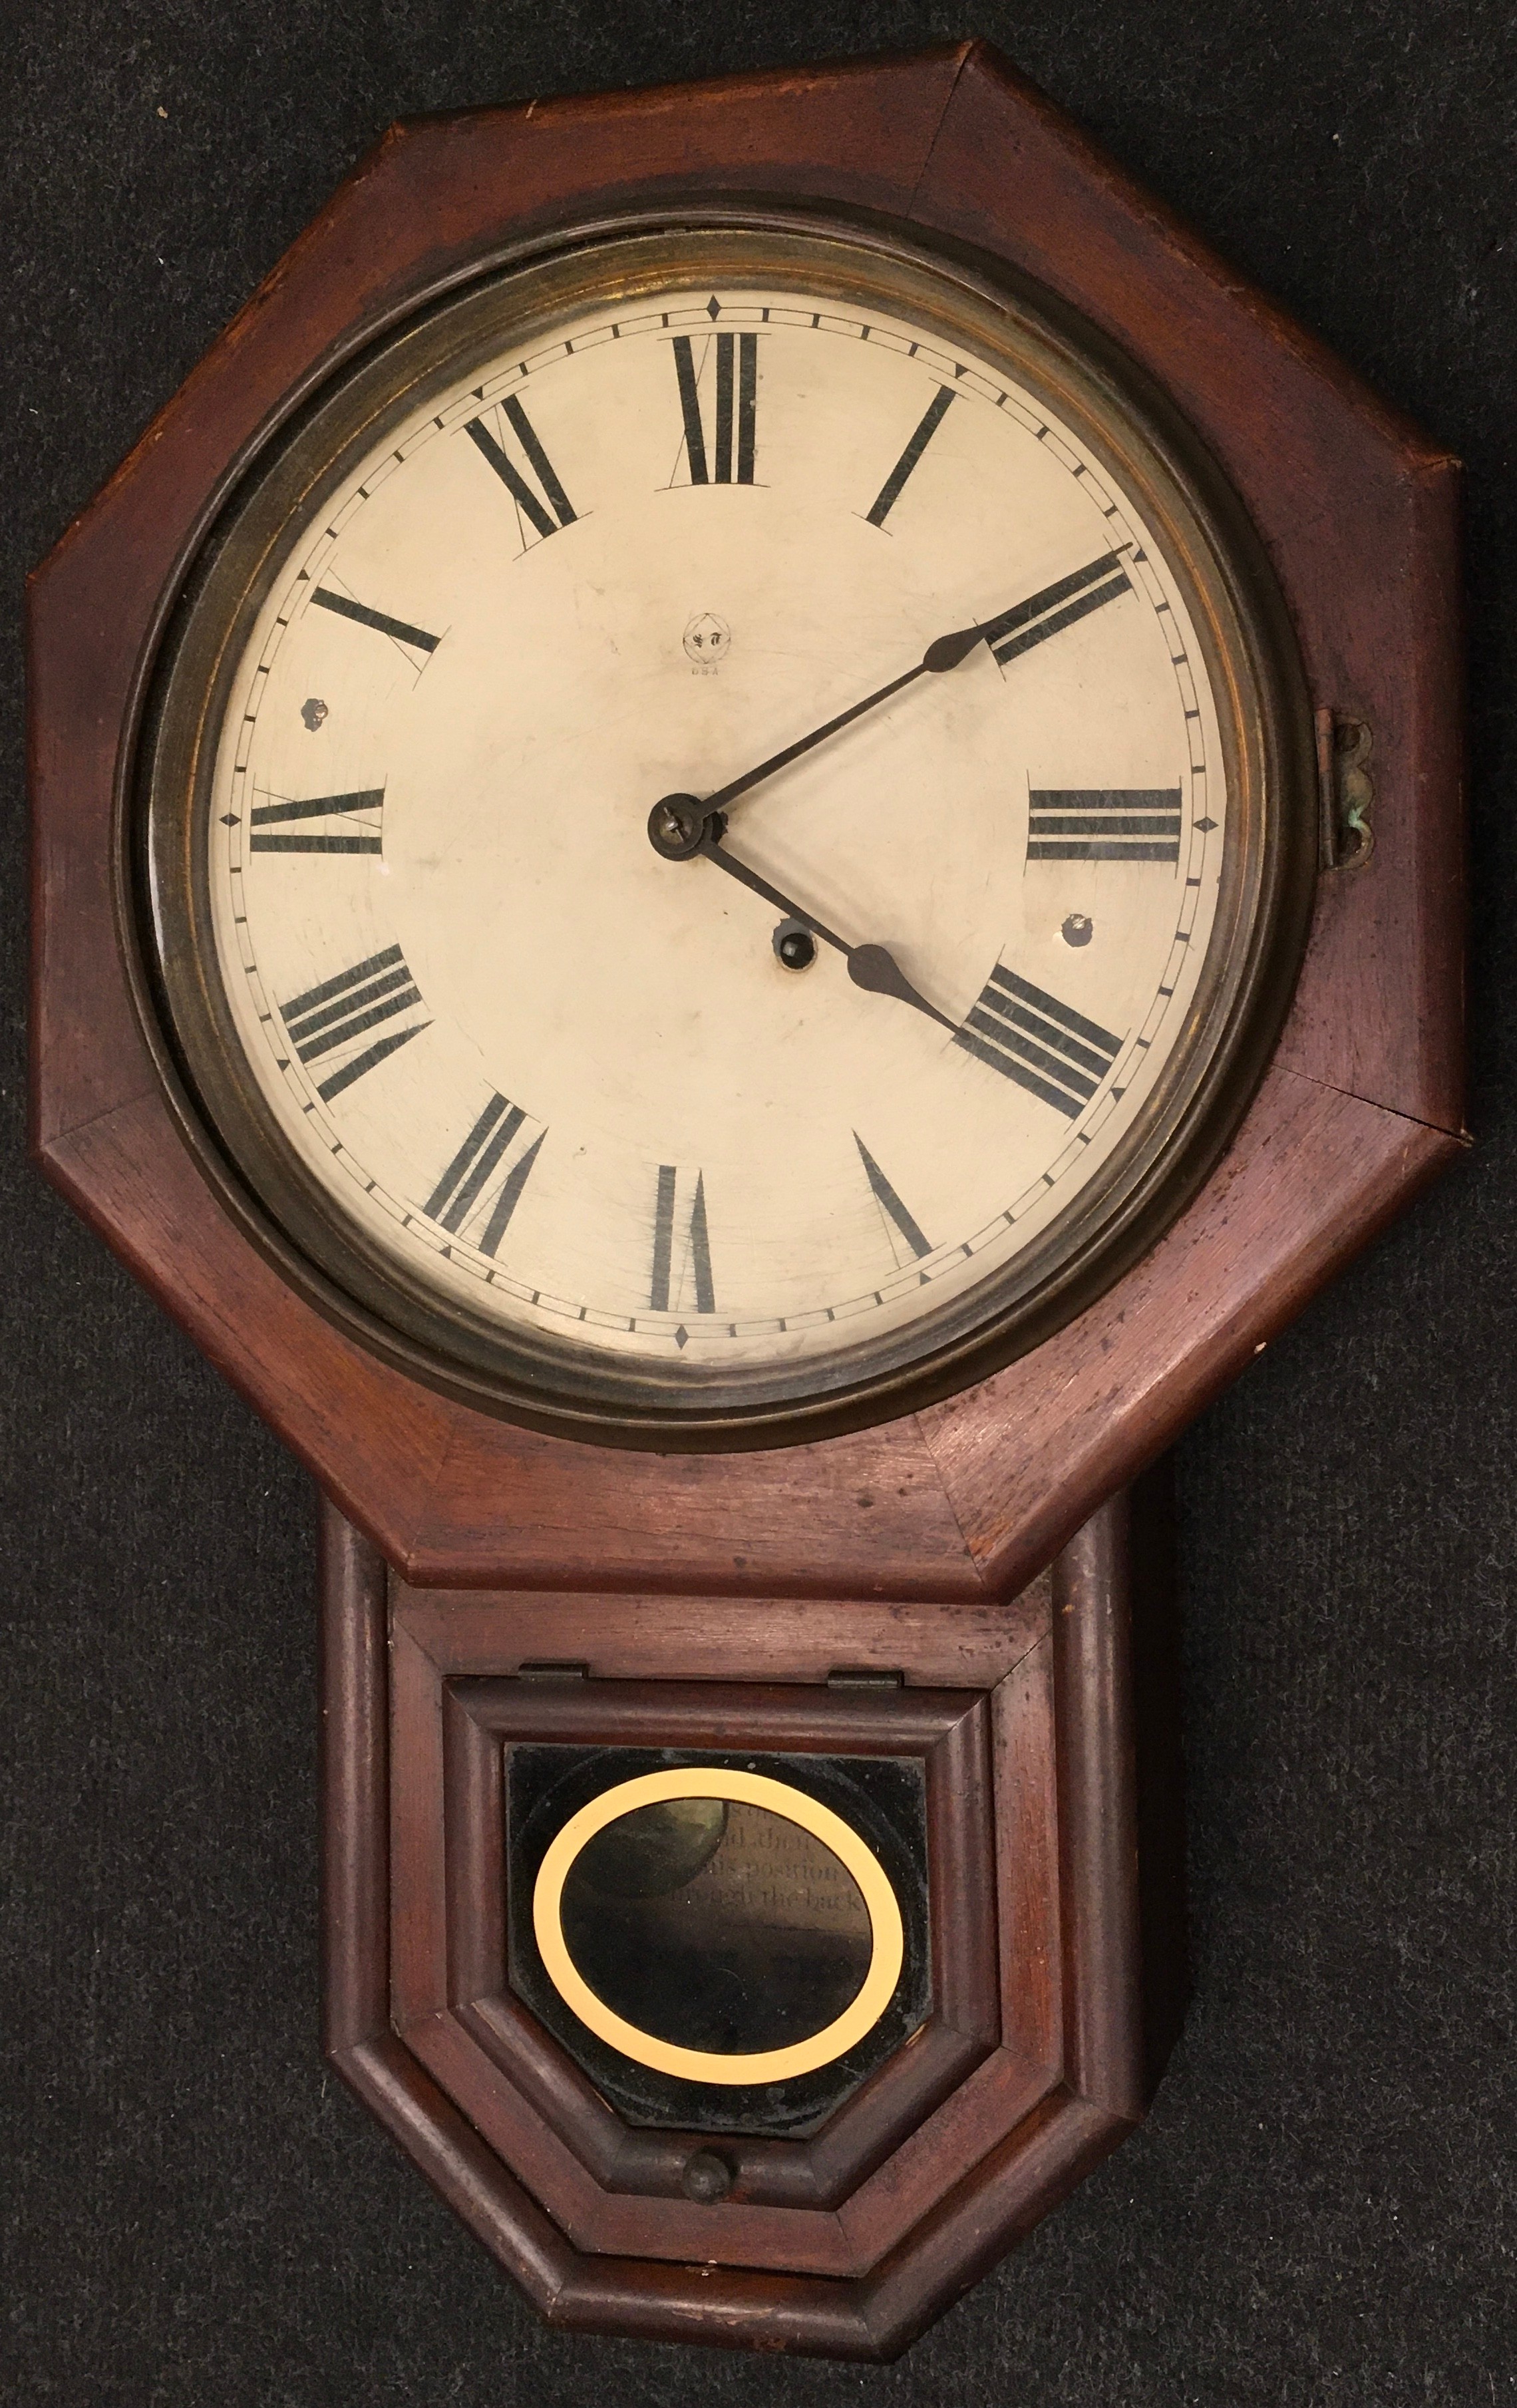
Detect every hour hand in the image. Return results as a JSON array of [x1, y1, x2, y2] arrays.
[[844, 939, 957, 1029], [647, 799, 955, 1034], [698, 830, 958, 1035]]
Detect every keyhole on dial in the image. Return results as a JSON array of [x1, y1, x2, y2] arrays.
[[774, 917, 817, 971]]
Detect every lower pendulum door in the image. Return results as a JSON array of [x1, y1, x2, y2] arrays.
[[322, 1496, 1151, 2358]]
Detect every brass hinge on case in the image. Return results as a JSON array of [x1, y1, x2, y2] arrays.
[[1317, 707, 1375, 870], [518, 1659, 590, 1681]]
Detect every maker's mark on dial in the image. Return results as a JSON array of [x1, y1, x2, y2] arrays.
[[683, 609, 731, 669]]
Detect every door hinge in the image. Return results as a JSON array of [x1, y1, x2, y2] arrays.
[[1317, 707, 1375, 870]]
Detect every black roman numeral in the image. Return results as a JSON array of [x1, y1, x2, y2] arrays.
[[463, 395, 577, 542], [248, 788, 383, 854], [424, 1093, 546, 1258], [650, 1164, 715, 1316], [865, 387, 955, 527], [981, 553, 1132, 666], [1027, 787, 1182, 864], [280, 944, 428, 1103], [955, 965, 1121, 1117], [855, 1134, 931, 1264], [671, 333, 758, 485], [309, 586, 440, 656]]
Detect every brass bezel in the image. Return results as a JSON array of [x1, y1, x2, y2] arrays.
[[135, 208, 1317, 1450]]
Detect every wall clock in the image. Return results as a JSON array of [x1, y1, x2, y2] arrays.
[[29, 39, 1462, 2361]]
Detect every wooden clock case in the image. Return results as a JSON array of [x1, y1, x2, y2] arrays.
[[29, 39, 1462, 2363]]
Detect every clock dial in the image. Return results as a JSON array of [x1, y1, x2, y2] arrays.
[[146, 226, 1309, 1437]]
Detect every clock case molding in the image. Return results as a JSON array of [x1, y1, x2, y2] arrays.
[[29, 39, 1462, 2363]]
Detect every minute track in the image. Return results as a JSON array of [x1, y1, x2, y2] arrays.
[[200, 254, 1229, 1387]]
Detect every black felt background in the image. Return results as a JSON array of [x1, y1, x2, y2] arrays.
[[3, 5, 1514, 2401]]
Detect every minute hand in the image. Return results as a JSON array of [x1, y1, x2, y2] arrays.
[[703, 550, 1130, 819]]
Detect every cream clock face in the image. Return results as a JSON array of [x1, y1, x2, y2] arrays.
[[149, 226, 1302, 1437]]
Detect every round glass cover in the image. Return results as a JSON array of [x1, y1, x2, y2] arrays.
[[143, 219, 1313, 1443]]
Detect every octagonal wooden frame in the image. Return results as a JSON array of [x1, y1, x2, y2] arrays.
[[29, 34, 1462, 2363], [30, 38, 1462, 1607]]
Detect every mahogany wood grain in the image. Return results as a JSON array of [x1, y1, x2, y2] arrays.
[[453, 1995, 987, 2240], [460, 1693, 999, 2218], [913, 1695, 1001, 2052], [1051, 1495, 1143, 2121], [318, 1504, 389, 2058], [39, 1063, 1460, 1596], [991, 1635, 1062, 2073], [832, 2033, 1061, 2267], [387, 1615, 448, 2035], [830, 1637, 1065, 2259], [401, 2005, 869, 2276], [853, 2091, 1124, 2356], [915, 1064, 1462, 1599], [340, 2030, 579, 2303], [319, 1516, 618, 2324], [442, 1676, 987, 1749], [440, 1685, 504, 2014], [395, 1580, 1051, 1683]]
